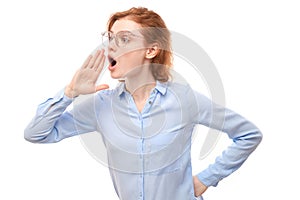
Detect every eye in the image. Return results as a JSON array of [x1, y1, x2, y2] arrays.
[[119, 35, 130, 44]]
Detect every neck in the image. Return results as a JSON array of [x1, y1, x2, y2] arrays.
[[124, 66, 156, 102]]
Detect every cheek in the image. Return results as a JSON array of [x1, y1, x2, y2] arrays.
[[119, 50, 146, 66]]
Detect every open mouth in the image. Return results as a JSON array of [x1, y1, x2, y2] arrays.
[[108, 56, 117, 67]]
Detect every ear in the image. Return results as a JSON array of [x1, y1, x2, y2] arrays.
[[145, 43, 160, 59]]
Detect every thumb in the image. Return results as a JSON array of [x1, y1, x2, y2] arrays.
[[95, 84, 109, 92]]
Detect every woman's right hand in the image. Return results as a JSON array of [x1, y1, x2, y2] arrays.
[[65, 49, 109, 98]]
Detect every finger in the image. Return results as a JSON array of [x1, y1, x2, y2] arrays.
[[94, 49, 105, 71], [95, 84, 109, 92], [87, 50, 100, 68], [81, 55, 93, 69], [96, 51, 106, 74]]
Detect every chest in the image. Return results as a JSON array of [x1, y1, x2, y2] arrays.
[[95, 92, 194, 173]]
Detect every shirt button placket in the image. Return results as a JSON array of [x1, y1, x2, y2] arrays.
[[139, 114, 144, 200]]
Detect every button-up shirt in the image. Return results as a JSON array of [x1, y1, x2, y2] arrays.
[[24, 81, 262, 200]]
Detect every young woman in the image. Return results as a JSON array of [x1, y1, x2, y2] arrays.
[[24, 7, 262, 200]]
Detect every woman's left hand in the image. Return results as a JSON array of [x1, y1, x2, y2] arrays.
[[193, 176, 208, 197]]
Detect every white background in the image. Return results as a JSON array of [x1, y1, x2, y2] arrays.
[[1, 0, 299, 199]]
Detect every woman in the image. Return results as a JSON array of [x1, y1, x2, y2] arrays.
[[24, 7, 262, 200]]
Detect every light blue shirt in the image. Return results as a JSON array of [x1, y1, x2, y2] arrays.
[[24, 81, 262, 200]]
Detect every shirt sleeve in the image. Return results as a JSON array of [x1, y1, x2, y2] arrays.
[[24, 89, 98, 143], [192, 91, 263, 187]]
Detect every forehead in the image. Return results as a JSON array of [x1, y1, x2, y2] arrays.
[[110, 18, 142, 33]]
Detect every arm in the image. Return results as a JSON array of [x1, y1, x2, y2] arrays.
[[24, 90, 100, 143], [24, 49, 109, 143], [24, 90, 75, 143], [193, 91, 262, 190]]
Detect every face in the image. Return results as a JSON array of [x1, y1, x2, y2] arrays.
[[106, 19, 150, 79]]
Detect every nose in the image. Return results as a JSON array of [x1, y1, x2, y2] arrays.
[[108, 38, 117, 52]]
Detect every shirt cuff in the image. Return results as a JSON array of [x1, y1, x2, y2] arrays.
[[37, 88, 73, 115], [196, 170, 220, 187]]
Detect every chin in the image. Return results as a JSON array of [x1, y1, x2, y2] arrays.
[[110, 72, 122, 80]]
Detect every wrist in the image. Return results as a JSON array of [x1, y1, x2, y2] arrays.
[[64, 85, 78, 98]]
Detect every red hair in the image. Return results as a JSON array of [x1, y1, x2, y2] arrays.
[[107, 7, 173, 82]]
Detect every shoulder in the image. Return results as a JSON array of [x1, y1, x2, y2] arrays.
[[166, 81, 203, 103], [166, 81, 193, 94]]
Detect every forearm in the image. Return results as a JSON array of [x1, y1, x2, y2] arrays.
[[193, 91, 263, 187], [24, 89, 74, 143], [25, 50, 109, 143], [197, 108, 263, 187]]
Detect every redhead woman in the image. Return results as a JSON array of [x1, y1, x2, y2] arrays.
[[25, 7, 262, 200]]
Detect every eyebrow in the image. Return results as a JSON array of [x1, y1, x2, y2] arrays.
[[110, 29, 134, 34]]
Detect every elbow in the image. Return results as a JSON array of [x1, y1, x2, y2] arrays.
[[24, 125, 59, 143], [235, 128, 263, 151], [248, 129, 263, 150], [24, 127, 37, 143], [258, 130, 263, 143], [257, 130, 263, 148], [24, 126, 46, 143], [254, 128, 263, 145]]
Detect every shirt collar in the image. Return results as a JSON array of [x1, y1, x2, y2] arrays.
[[155, 81, 168, 95], [117, 81, 168, 97]]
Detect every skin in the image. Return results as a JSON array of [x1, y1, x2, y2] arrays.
[[64, 18, 208, 197]]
